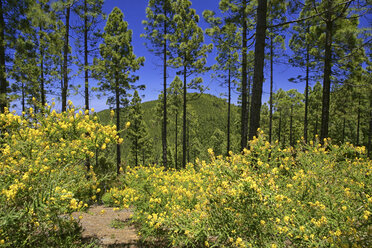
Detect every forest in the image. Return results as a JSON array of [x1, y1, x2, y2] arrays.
[[0, 0, 371, 247]]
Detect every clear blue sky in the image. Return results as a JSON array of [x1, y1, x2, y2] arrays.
[[68, 0, 306, 112]]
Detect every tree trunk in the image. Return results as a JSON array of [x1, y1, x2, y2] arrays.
[[227, 68, 231, 155], [304, 43, 310, 143], [62, 4, 71, 112], [115, 75, 121, 175], [84, 0, 89, 111], [182, 64, 187, 168], [175, 109, 178, 169], [142, 149, 145, 166], [290, 105, 293, 147], [240, 0, 248, 151], [135, 136, 138, 167], [83, 0, 90, 172], [368, 97, 372, 158], [162, 16, 167, 169], [342, 116, 346, 143], [0, 0, 7, 113], [249, 0, 267, 140], [40, 26, 45, 109], [320, 2, 333, 142], [278, 110, 282, 143], [22, 82, 25, 112], [187, 120, 190, 163], [269, 35, 273, 143], [356, 96, 360, 146], [247, 73, 251, 132]]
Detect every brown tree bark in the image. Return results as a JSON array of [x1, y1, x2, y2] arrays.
[[162, 14, 168, 168], [182, 64, 187, 168], [249, 0, 267, 140], [304, 43, 310, 143], [240, 0, 248, 151], [0, 0, 6, 113], [269, 35, 273, 143], [227, 68, 231, 155], [62, 4, 71, 112], [84, 0, 89, 111], [320, 8, 333, 141], [115, 74, 121, 175]]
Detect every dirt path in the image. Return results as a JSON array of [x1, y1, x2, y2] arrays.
[[72, 205, 140, 247]]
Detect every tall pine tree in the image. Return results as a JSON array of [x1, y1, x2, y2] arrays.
[[93, 7, 144, 174], [168, 0, 212, 168], [142, 0, 176, 169]]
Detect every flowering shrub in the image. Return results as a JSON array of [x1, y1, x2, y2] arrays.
[[0, 101, 120, 247], [105, 131, 371, 248]]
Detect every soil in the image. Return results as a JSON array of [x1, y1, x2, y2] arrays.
[[72, 205, 141, 247]]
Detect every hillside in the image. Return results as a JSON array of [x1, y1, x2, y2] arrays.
[[97, 93, 241, 165]]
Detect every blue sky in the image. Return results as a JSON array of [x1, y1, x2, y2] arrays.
[[70, 0, 306, 112]]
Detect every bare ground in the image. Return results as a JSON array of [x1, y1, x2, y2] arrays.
[[72, 205, 141, 247]]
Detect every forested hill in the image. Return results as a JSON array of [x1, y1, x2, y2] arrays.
[[97, 93, 240, 166]]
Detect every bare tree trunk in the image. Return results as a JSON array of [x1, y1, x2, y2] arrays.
[[320, 2, 333, 142], [240, 0, 248, 151], [249, 0, 267, 140], [162, 17, 168, 169], [62, 4, 71, 112], [175, 110, 178, 169], [21, 82, 25, 112], [278, 110, 282, 143], [227, 68, 231, 155], [368, 98, 372, 158], [290, 105, 293, 147], [84, 0, 89, 111], [304, 43, 310, 143], [0, 0, 7, 113], [269, 35, 273, 143], [40, 26, 45, 109], [83, 0, 90, 173], [115, 75, 121, 175], [182, 64, 187, 168], [356, 96, 360, 146], [342, 116, 346, 143], [135, 137, 138, 167]]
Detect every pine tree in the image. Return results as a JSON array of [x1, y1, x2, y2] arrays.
[[204, 9, 240, 155], [310, 0, 367, 141], [93, 7, 145, 174], [168, 76, 182, 169], [219, 0, 256, 151], [127, 90, 152, 167], [289, 0, 320, 143], [9, 34, 38, 111], [168, 0, 212, 168], [142, 0, 176, 169], [73, 0, 105, 111], [267, 0, 287, 144], [0, 0, 30, 112]]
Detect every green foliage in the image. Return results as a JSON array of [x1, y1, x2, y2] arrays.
[[0, 102, 120, 247], [98, 93, 241, 165], [142, 0, 175, 57], [127, 90, 153, 167], [105, 133, 371, 247], [93, 7, 144, 108]]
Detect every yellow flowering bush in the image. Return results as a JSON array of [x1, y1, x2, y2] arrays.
[[105, 132, 371, 247], [0, 102, 120, 247]]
